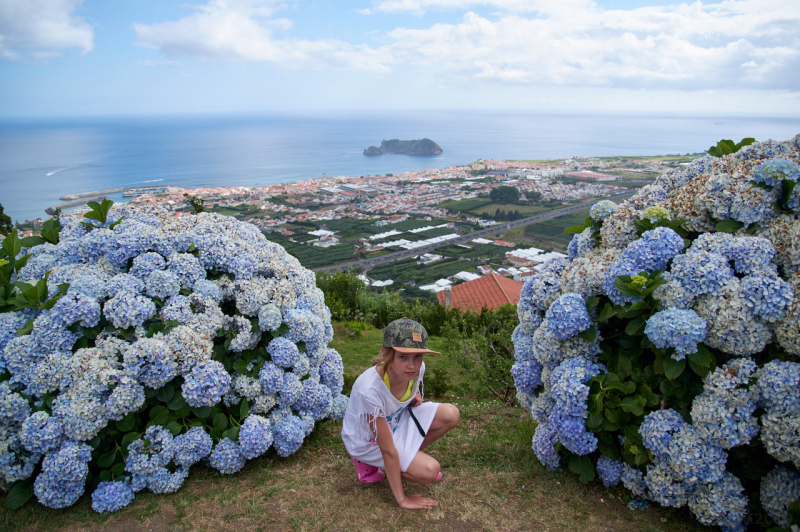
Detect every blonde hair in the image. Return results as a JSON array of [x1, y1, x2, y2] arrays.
[[372, 347, 395, 369]]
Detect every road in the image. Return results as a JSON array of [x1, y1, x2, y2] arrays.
[[313, 191, 635, 273]]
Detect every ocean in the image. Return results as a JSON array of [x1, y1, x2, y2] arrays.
[[1, 111, 798, 223]]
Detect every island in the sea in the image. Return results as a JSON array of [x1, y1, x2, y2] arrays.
[[363, 138, 443, 156]]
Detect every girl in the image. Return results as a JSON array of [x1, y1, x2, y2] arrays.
[[341, 318, 460, 510]]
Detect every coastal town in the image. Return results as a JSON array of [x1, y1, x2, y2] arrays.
[[15, 153, 692, 295]]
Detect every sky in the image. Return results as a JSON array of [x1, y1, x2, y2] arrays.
[[0, 0, 799, 117]]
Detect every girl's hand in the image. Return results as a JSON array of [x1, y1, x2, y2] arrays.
[[398, 494, 438, 510], [410, 393, 423, 407]]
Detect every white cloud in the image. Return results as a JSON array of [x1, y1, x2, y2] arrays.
[[137, 59, 182, 67], [371, 0, 594, 16], [382, 1, 800, 91], [0, 0, 93, 61], [134, 0, 391, 72]]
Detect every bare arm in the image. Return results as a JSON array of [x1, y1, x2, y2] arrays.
[[374, 417, 438, 510]]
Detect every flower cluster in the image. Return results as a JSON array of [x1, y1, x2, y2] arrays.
[[0, 206, 347, 512], [513, 135, 800, 531]]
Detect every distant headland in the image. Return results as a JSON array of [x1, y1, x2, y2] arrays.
[[363, 138, 443, 156]]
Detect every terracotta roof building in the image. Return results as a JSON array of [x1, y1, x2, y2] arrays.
[[437, 272, 524, 312]]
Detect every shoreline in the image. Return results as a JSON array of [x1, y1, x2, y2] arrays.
[[46, 186, 185, 215]]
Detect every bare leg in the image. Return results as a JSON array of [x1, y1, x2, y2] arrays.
[[419, 403, 460, 451], [401, 451, 440, 484]]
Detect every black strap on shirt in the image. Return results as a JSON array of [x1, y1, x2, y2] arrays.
[[407, 406, 427, 437]]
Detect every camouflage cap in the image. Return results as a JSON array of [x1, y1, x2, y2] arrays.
[[383, 318, 440, 354]]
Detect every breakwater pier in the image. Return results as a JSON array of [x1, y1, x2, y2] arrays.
[[45, 186, 174, 215]]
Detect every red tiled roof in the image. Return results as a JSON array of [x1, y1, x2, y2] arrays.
[[437, 272, 523, 311]]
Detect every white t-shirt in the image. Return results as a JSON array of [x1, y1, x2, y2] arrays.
[[341, 362, 438, 472]]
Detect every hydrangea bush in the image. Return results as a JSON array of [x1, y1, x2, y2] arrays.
[[512, 136, 800, 530], [0, 201, 347, 512]]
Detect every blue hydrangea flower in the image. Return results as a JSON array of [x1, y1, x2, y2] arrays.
[[34, 441, 92, 509], [760, 466, 800, 528], [145, 270, 182, 300], [644, 459, 693, 508], [639, 409, 687, 458], [691, 392, 759, 450], [268, 337, 301, 368], [666, 425, 727, 485], [181, 360, 231, 408], [294, 379, 332, 420], [590, 200, 618, 222], [258, 304, 283, 331], [208, 438, 245, 474], [511, 359, 543, 395], [687, 472, 747, 529], [103, 291, 156, 329], [753, 159, 800, 187], [596, 455, 623, 487], [621, 463, 648, 499], [129, 252, 166, 279], [603, 259, 642, 305], [239, 415, 273, 459], [621, 227, 684, 272], [160, 295, 194, 324], [521, 258, 568, 311], [50, 292, 101, 328], [91, 480, 135, 513], [19, 411, 64, 454], [105, 376, 146, 421], [531, 422, 560, 471], [644, 308, 707, 360], [273, 415, 306, 457], [279, 372, 302, 407], [259, 362, 284, 394], [329, 394, 348, 420], [167, 253, 206, 289], [550, 357, 606, 416], [173, 426, 213, 467], [544, 293, 591, 341], [740, 273, 794, 322], [123, 338, 177, 389], [728, 237, 775, 275], [756, 360, 800, 412], [192, 279, 222, 303], [319, 349, 344, 396], [671, 251, 733, 297], [105, 273, 145, 297], [567, 228, 596, 262], [147, 466, 189, 494]]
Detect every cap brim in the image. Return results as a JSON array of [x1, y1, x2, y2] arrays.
[[392, 347, 440, 355]]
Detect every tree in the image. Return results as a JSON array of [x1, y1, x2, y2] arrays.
[[489, 185, 520, 204], [183, 194, 205, 214], [0, 204, 13, 236]]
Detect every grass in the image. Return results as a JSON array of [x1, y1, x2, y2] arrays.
[[1, 325, 708, 532]]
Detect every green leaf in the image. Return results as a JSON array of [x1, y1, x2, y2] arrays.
[[2, 232, 22, 258], [156, 383, 175, 403], [120, 432, 141, 451], [222, 427, 240, 441], [16, 318, 34, 336], [213, 413, 229, 430], [111, 462, 126, 476], [614, 277, 642, 298], [688, 357, 711, 378], [688, 345, 712, 367], [20, 236, 46, 248], [604, 408, 619, 425], [578, 326, 597, 343], [4, 478, 34, 510], [40, 219, 61, 244], [239, 399, 249, 419], [148, 406, 170, 426], [586, 414, 603, 429], [563, 224, 587, 235], [568, 455, 595, 484], [232, 358, 249, 375], [620, 396, 646, 417], [788, 498, 800, 526], [596, 302, 615, 322], [664, 356, 686, 380], [624, 315, 646, 336], [98, 450, 117, 469], [164, 421, 183, 437], [167, 394, 188, 411], [585, 296, 599, 311], [192, 406, 213, 419], [598, 439, 619, 461], [115, 414, 136, 433], [715, 218, 745, 233]]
